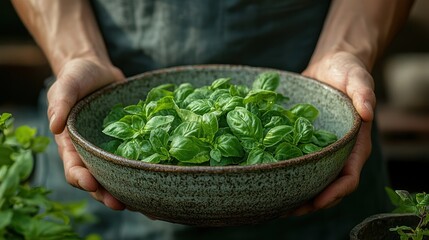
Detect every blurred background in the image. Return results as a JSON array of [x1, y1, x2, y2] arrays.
[[1, 1, 428, 192]]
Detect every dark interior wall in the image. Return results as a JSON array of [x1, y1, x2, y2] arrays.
[[0, 1, 51, 106]]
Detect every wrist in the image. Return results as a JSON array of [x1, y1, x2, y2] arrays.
[[49, 48, 112, 76]]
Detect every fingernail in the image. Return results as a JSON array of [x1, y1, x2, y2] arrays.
[[364, 101, 373, 115], [49, 113, 56, 130]]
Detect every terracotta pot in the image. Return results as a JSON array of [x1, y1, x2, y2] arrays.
[[350, 213, 427, 240]]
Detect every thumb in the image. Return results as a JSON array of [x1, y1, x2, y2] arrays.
[[47, 59, 125, 134], [47, 79, 79, 134]]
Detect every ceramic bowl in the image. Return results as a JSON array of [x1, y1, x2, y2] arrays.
[[67, 65, 361, 226]]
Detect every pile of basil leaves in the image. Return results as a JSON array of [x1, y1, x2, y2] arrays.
[[0, 113, 97, 240], [101, 72, 337, 166]]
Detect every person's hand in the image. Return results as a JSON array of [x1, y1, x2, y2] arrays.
[[48, 58, 126, 210], [292, 51, 376, 215]]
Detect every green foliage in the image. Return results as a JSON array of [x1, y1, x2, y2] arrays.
[[0, 113, 97, 240], [101, 72, 338, 166], [386, 187, 429, 240]]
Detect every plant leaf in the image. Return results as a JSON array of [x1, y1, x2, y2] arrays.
[[263, 125, 293, 147], [143, 115, 175, 134], [227, 107, 263, 142], [210, 77, 231, 90], [169, 136, 211, 163], [115, 139, 140, 160], [15, 126, 37, 148], [274, 142, 303, 160], [201, 112, 218, 142], [252, 72, 280, 91], [102, 104, 126, 128], [215, 134, 244, 158], [293, 117, 314, 144], [246, 148, 276, 165], [102, 121, 136, 140], [289, 103, 319, 123]]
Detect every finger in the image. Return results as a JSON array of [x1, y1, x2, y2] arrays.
[[55, 130, 98, 192], [47, 59, 126, 135], [90, 187, 126, 210], [312, 122, 372, 209], [47, 80, 79, 134], [290, 202, 315, 216], [345, 67, 376, 122]]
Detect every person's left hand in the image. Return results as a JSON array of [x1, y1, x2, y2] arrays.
[[291, 51, 376, 215]]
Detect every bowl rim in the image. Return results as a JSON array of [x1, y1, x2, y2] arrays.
[[67, 64, 361, 173]]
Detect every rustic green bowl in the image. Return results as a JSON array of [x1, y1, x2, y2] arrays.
[[67, 65, 360, 227]]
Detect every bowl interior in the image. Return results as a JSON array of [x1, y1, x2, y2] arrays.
[[69, 65, 359, 165]]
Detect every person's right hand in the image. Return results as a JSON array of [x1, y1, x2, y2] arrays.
[[47, 58, 127, 210]]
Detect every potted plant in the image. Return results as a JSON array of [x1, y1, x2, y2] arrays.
[[350, 187, 429, 240], [0, 113, 98, 240]]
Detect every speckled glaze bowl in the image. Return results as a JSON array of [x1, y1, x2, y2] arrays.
[[67, 65, 361, 227]]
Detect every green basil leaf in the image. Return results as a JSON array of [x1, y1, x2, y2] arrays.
[[227, 107, 263, 142], [15, 150, 34, 181], [100, 139, 122, 153], [0, 112, 13, 131], [260, 109, 290, 128], [0, 146, 13, 167], [416, 193, 429, 206], [209, 89, 230, 103], [263, 125, 293, 147], [240, 138, 261, 152], [210, 149, 222, 162], [143, 115, 175, 134], [123, 100, 145, 115], [131, 115, 145, 132], [171, 121, 202, 138], [0, 210, 13, 229], [186, 99, 214, 115], [299, 143, 322, 154], [102, 121, 136, 140], [221, 96, 244, 113], [385, 187, 403, 207], [169, 136, 211, 163], [243, 89, 277, 105], [23, 217, 79, 240], [312, 130, 338, 147], [115, 139, 140, 160], [15, 126, 37, 148], [210, 77, 231, 90], [102, 104, 126, 128], [293, 117, 314, 144], [183, 87, 212, 108], [145, 96, 175, 119], [229, 84, 249, 97], [149, 129, 169, 152], [175, 106, 202, 122], [246, 148, 276, 165], [244, 102, 260, 116], [289, 103, 319, 123], [141, 153, 164, 164], [174, 83, 194, 106], [202, 112, 218, 142], [145, 87, 173, 103], [215, 134, 244, 158], [31, 136, 50, 153], [274, 142, 303, 160], [396, 190, 414, 203], [139, 139, 153, 155], [252, 71, 280, 91]]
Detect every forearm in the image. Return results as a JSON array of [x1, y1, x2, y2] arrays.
[[12, 0, 110, 74], [310, 0, 414, 70]]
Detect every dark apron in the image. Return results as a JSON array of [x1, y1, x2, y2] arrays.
[[34, 1, 391, 239]]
